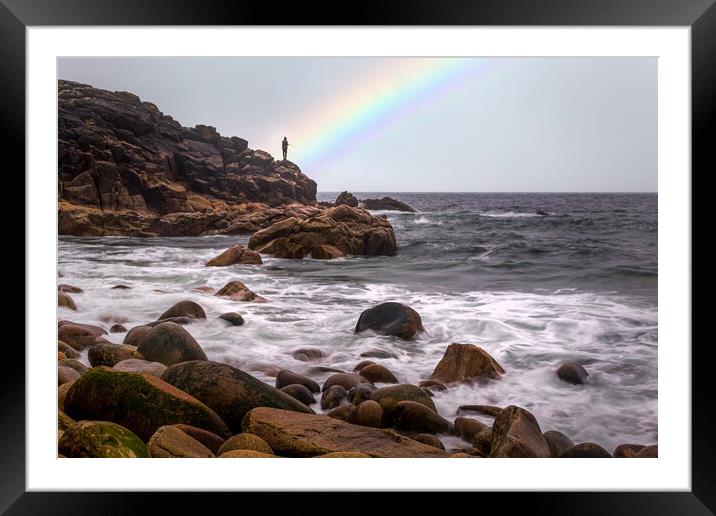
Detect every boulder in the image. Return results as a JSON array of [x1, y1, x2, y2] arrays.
[[310, 244, 345, 260], [335, 191, 358, 207], [359, 349, 397, 359], [418, 380, 447, 392], [242, 407, 449, 457], [63, 367, 231, 441], [157, 300, 206, 321], [613, 443, 646, 458], [327, 404, 356, 423], [206, 244, 262, 266], [354, 400, 384, 428], [215, 280, 266, 302], [453, 417, 488, 442], [219, 450, 276, 458], [353, 360, 376, 372], [219, 312, 245, 326], [58, 322, 107, 351], [112, 358, 167, 378], [280, 384, 316, 405], [317, 452, 371, 458], [473, 428, 493, 455], [355, 302, 423, 340], [490, 405, 550, 458], [109, 323, 127, 333], [58, 359, 88, 376], [58, 381, 74, 411], [58, 341, 80, 359], [123, 325, 151, 346], [393, 401, 451, 434], [556, 362, 589, 385], [217, 433, 273, 456], [58, 284, 83, 293], [58, 366, 81, 385], [543, 430, 576, 458], [88, 343, 142, 367], [369, 384, 437, 418], [322, 373, 369, 392], [161, 360, 312, 433], [361, 196, 417, 213], [457, 405, 503, 418], [171, 424, 226, 455], [291, 348, 325, 362], [411, 433, 445, 450], [111, 284, 131, 289], [561, 442, 611, 458], [275, 370, 320, 393], [347, 384, 376, 406], [136, 322, 208, 366], [58, 420, 150, 458], [430, 343, 505, 384], [58, 292, 77, 310], [321, 385, 348, 410], [147, 425, 215, 458], [248, 205, 397, 259], [635, 445, 658, 458], [358, 364, 398, 384]]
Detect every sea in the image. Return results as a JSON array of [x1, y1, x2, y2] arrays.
[[58, 192, 658, 451]]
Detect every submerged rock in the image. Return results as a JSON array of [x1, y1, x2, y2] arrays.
[[430, 343, 505, 384], [556, 362, 589, 385], [291, 347, 325, 362], [206, 244, 262, 266], [361, 197, 417, 213], [280, 384, 316, 405], [157, 300, 206, 321], [355, 302, 424, 340], [218, 312, 245, 326], [59, 420, 150, 458], [215, 280, 267, 302]]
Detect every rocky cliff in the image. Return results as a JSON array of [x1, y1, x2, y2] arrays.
[[58, 80, 318, 236]]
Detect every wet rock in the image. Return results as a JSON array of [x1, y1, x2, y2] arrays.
[[58, 381, 74, 411], [280, 384, 316, 405], [275, 370, 320, 393], [171, 424, 226, 455], [317, 451, 371, 458], [58, 284, 83, 293], [58, 359, 88, 376], [335, 191, 358, 207], [355, 400, 384, 428], [88, 343, 142, 367], [457, 405, 503, 418], [321, 385, 348, 410], [109, 323, 127, 333], [136, 322, 207, 366], [111, 284, 131, 289], [359, 349, 397, 359], [59, 366, 80, 385], [411, 433, 445, 450], [58, 341, 80, 359], [112, 358, 167, 377], [544, 430, 576, 458], [58, 322, 107, 351], [215, 280, 267, 302], [206, 244, 262, 266], [453, 417, 488, 442], [418, 380, 447, 392], [613, 443, 646, 458], [358, 363, 398, 384], [310, 244, 345, 260], [248, 205, 396, 259], [219, 312, 245, 326], [430, 343, 505, 384], [58, 292, 77, 310], [242, 407, 448, 457], [59, 420, 150, 458], [347, 384, 376, 405], [491, 405, 550, 458], [393, 401, 451, 434], [219, 450, 276, 458], [123, 325, 151, 346], [355, 302, 424, 340], [472, 428, 493, 455], [161, 360, 312, 433], [556, 362, 589, 385], [146, 316, 193, 327], [449, 452, 474, 458], [361, 196, 417, 213], [63, 367, 231, 441], [307, 366, 344, 375], [323, 373, 370, 392], [148, 425, 214, 458], [353, 360, 377, 372], [157, 300, 207, 321], [369, 384, 437, 419], [291, 347, 326, 362], [217, 433, 273, 456], [561, 442, 611, 458], [635, 445, 658, 458], [327, 404, 356, 423]]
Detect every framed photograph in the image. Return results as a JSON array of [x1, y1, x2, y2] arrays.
[[5, 0, 712, 512]]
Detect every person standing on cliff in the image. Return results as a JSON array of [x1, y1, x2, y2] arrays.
[[282, 137, 289, 161]]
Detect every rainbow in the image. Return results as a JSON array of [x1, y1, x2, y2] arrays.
[[289, 58, 495, 172]]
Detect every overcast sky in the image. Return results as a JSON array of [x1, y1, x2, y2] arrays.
[[58, 57, 656, 192]]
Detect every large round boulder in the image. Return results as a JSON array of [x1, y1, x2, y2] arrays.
[[322, 373, 369, 392], [556, 362, 589, 385], [217, 433, 273, 456], [157, 300, 206, 321], [359, 364, 398, 384], [136, 322, 207, 366], [123, 325, 151, 346], [430, 343, 505, 384], [355, 302, 423, 340], [160, 361, 313, 434], [63, 367, 230, 441], [58, 322, 107, 351], [58, 420, 150, 458]]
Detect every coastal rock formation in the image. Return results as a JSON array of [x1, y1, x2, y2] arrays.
[[335, 191, 358, 207], [556, 361, 589, 385], [58, 80, 317, 236], [361, 197, 417, 213], [248, 205, 397, 259], [430, 343, 505, 384], [205, 244, 262, 266], [241, 407, 448, 457], [355, 302, 423, 340]]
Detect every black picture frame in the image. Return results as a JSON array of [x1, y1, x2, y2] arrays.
[[3, 0, 712, 513]]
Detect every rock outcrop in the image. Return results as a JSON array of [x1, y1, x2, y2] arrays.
[[58, 80, 318, 236], [361, 197, 417, 213], [248, 205, 397, 259]]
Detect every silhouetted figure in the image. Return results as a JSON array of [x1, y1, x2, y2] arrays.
[[282, 137, 289, 161]]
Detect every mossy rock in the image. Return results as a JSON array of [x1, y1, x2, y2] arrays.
[[58, 420, 150, 458]]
